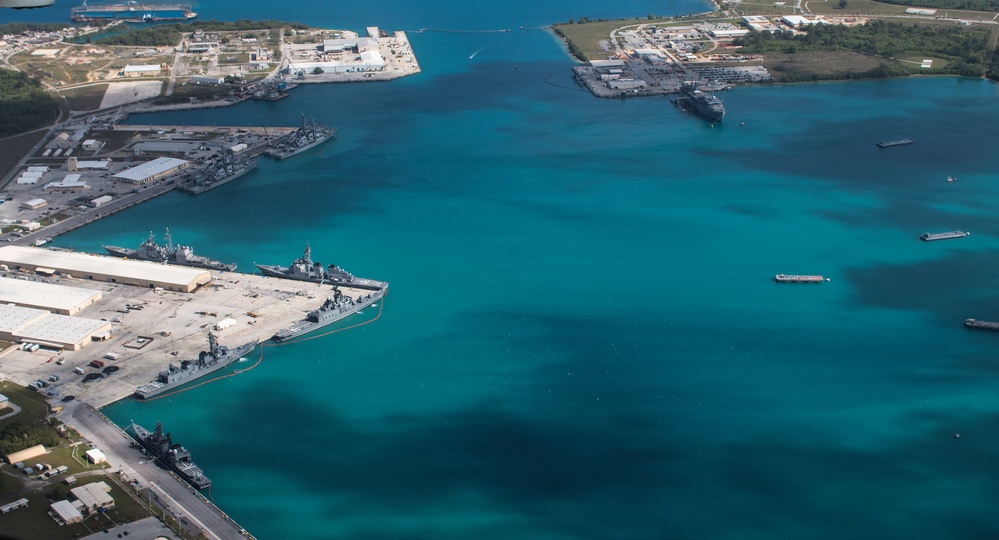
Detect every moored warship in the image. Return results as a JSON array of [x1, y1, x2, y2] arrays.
[[256, 244, 385, 290], [273, 284, 387, 342], [135, 333, 257, 399], [181, 151, 257, 195], [104, 229, 236, 271], [131, 421, 211, 489], [673, 82, 725, 123], [264, 114, 335, 160]]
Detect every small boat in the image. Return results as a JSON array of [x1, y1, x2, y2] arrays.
[[946, 175, 956, 182]]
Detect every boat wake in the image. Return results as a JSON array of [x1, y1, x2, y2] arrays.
[[469, 47, 487, 60]]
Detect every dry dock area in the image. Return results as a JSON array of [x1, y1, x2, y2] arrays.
[[0, 268, 383, 407]]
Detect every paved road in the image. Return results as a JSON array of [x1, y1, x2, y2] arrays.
[[11, 180, 178, 248], [65, 401, 251, 540]]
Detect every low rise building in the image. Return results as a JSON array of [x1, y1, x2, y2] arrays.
[[49, 500, 83, 525], [20, 198, 47, 210], [5, 444, 46, 465], [112, 157, 189, 184], [71, 481, 114, 513], [123, 64, 161, 77]]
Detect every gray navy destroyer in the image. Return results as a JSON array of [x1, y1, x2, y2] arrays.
[[256, 244, 385, 290], [104, 229, 236, 271], [673, 82, 725, 123], [264, 115, 335, 160], [181, 150, 257, 195], [273, 284, 387, 342], [134, 333, 257, 399], [130, 421, 211, 489]]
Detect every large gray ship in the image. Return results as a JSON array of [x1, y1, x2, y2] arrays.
[[131, 421, 211, 489], [135, 333, 257, 399], [273, 284, 387, 342], [105, 229, 236, 271], [673, 82, 725, 123], [181, 151, 257, 195], [264, 115, 335, 160], [256, 244, 385, 290]]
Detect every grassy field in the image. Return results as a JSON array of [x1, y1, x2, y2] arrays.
[[554, 18, 657, 60], [0, 381, 51, 431], [58, 84, 108, 112], [760, 50, 887, 79], [0, 130, 47, 183], [0, 474, 154, 540]]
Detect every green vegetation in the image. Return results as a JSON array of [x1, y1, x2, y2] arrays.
[[554, 18, 658, 62], [90, 19, 309, 46], [877, 0, 999, 11], [735, 20, 991, 77], [0, 130, 47, 179], [0, 420, 63, 455], [0, 474, 154, 540], [0, 69, 58, 138], [0, 23, 69, 35], [59, 84, 108, 112]]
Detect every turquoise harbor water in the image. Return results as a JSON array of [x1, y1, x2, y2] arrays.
[[7, 2, 999, 539]]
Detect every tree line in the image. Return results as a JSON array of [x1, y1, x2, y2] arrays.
[[875, 0, 999, 11], [734, 20, 991, 77], [0, 420, 63, 456], [91, 19, 310, 46], [0, 69, 58, 138]]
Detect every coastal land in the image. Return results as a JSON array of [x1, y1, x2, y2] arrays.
[[1, 2, 998, 540], [555, 0, 999, 99]]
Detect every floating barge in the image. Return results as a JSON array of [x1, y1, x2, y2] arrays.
[[964, 318, 999, 331], [920, 231, 969, 241], [71, 1, 197, 23], [876, 139, 914, 148], [774, 274, 828, 283]]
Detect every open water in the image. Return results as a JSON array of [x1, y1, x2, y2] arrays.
[[6, 1, 999, 539]]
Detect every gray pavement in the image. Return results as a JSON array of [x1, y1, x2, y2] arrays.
[[66, 401, 252, 540]]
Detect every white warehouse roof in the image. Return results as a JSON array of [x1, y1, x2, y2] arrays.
[[0, 304, 111, 351], [0, 246, 211, 292], [0, 276, 102, 315], [123, 64, 161, 73], [112, 157, 188, 183]]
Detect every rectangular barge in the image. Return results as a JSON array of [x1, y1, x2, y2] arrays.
[[774, 274, 827, 283], [920, 231, 969, 241], [71, 2, 197, 23], [876, 139, 914, 148]]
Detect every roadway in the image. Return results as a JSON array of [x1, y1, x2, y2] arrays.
[[65, 401, 251, 540]]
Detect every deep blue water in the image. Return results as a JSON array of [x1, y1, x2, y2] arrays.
[[7, 2, 999, 539]]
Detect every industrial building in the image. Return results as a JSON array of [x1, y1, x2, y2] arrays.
[[20, 198, 47, 210], [112, 157, 190, 184], [5, 444, 47, 465], [71, 481, 114, 513], [50, 500, 83, 525], [0, 393, 8, 410], [123, 64, 162, 77], [0, 246, 211, 292], [0, 304, 111, 351], [44, 174, 90, 193], [0, 276, 102, 315]]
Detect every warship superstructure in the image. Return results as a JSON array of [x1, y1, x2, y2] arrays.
[[181, 150, 257, 195], [256, 244, 385, 290], [131, 421, 211, 489], [264, 115, 335, 160], [134, 333, 257, 399], [673, 82, 725, 123], [273, 284, 387, 342], [104, 229, 236, 271]]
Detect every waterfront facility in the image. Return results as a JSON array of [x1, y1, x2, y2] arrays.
[[0, 246, 211, 292], [0, 304, 111, 350], [0, 276, 102, 315]]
